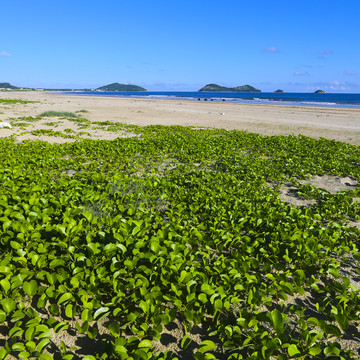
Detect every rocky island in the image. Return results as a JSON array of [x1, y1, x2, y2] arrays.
[[314, 89, 326, 94], [0, 82, 19, 90], [199, 83, 261, 92], [96, 83, 147, 91]]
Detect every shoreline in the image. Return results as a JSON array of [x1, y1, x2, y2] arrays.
[[1, 91, 360, 145]]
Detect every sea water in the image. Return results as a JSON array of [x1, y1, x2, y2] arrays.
[[62, 91, 360, 109]]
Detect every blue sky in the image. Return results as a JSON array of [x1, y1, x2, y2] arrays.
[[1, 0, 359, 92]]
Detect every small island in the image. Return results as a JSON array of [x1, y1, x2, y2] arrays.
[[96, 83, 147, 92], [314, 89, 326, 94], [274, 89, 284, 93], [199, 83, 261, 92]]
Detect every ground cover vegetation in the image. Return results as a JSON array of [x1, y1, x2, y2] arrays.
[[6, 110, 136, 139], [1, 125, 360, 359], [0, 99, 36, 105]]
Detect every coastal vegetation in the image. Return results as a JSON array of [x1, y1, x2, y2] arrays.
[[39, 111, 80, 119], [1, 122, 360, 359], [0, 99, 36, 105], [199, 84, 261, 92], [96, 83, 147, 92]]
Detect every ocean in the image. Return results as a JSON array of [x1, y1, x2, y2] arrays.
[[62, 91, 360, 109]]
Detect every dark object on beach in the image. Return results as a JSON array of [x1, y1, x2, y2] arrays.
[[204, 98, 208, 101], [198, 98, 201, 101], [211, 99, 214, 101], [222, 99, 226, 101]]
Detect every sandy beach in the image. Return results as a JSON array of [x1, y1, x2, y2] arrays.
[[1, 91, 360, 145]]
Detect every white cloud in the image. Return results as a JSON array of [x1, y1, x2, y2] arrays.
[[0, 51, 11, 57], [293, 72, 309, 76], [319, 50, 333, 55], [264, 46, 279, 53]]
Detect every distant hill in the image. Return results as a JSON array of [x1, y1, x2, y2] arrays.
[[97, 83, 147, 91], [199, 83, 261, 92], [0, 82, 19, 90], [274, 89, 284, 93], [314, 89, 326, 94]]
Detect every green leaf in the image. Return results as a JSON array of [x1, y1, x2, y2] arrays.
[[39, 354, 54, 360], [36, 325, 52, 339], [198, 293, 207, 303], [0, 348, 8, 360], [1, 298, 16, 313], [65, 303, 74, 318], [36, 338, 50, 353], [181, 334, 192, 349], [49, 303, 59, 316], [334, 313, 349, 330], [0, 278, 10, 294], [25, 326, 35, 341], [179, 270, 192, 284], [324, 343, 340, 356], [9, 326, 24, 338], [18, 350, 30, 359], [0, 310, 6, 324], [62, 355, 75, 360], [108, 321, 121, 336], [328, 267, 340, 279], [287, 344, 300, 356], [114, 344, 128, 357], [138, 339, 152, 348], [201, 283, 214, 295], [81, 309, 92, 322], [198, 340, 216, 353], [94, 307, 110, 320], [58, 292, 74, 304], [54, 321, 69, 333], [139, 301, 149, 314], [49, 258, 65, 269], [150, 241, 159, 254], [214, 298, 223, 311], [23, 280, 38, 297], [307, 317, 320, 327], [11, 341, 25, 350], [322, 323, 342, 338], [308, 345, 322, 356], [0, 265, 10, 275], [268, 309, 284, 336], [133, 349, 148, 360]]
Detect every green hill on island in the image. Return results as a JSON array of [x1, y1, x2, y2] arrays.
[[97, 83, 147, 91], [0, 82, 19, 90], [199, 83, 261, 92]]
